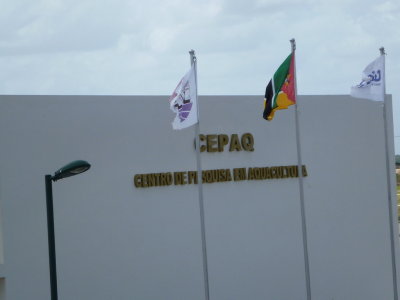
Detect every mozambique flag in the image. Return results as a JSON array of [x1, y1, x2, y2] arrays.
[[263, 53, 296, 121]]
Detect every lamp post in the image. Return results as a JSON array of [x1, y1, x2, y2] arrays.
[[45, 160, 91, 300]]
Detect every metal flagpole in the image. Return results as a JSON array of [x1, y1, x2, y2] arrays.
[[380, 47, 399, 300], [189, 49, 210, 300], [291, 38, 312, 300]]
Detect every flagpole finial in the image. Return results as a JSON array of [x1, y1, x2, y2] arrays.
[[189, 49, 196, 64], [379, 47, 385, 55], [290, 39, 296, 52]]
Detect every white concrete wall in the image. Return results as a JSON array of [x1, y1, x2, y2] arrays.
[[0, 95, 397, 300]]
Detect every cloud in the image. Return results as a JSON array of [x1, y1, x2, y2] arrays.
[[0, 0, 136, 55], [0, 0, 399, 100]]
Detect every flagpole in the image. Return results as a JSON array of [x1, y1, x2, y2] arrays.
[[291, 39, 312, 300], [190, 50, 210, 300], [380, 47, 399, 300]]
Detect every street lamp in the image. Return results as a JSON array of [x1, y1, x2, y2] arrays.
[[45, 160, 91, 300]]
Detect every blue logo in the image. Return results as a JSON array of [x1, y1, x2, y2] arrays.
[[357, 70, 381, 88]]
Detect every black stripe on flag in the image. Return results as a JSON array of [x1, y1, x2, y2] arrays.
[[263, 79, 274, 120]]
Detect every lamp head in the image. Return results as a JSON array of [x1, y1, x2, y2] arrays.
[[52, 160, 91, 181]]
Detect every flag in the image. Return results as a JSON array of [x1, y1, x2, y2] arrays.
[[263, 53, 296, 121], [350, 55, 384, 101], [169, 66, 198, 130]]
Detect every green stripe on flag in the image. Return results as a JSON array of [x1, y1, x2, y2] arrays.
[[272, 53, 292, 109]]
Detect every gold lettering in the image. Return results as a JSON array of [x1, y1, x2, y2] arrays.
[[134, 174, 142, 187], [174, 172, 181, 185], [208, 170, 214, 183], [182, 172, 187, 185], [276, 167, 283, 178], [265, 167, 271, 179], [143, 175, 149, 187], [154, 173, 161, 185], [302, 165, 308, 177], [229, 134, 242, 151], [134, 165, 307, 188], [219, 169, 229, 181], [248, 168, 254, 180], [218, 134, 229, 152], [241, 168, 247, 180], [271, 167, 277, 178], [188, 171, 197, 184], [166, 173, 173, 185], [218, 169, 224, 181], [160, 173, 167, 186], [289, 166, 296, 177], [199, 134, 206, 152], [174, 172, 187, 185], [207, 135, 218, 152], [259, 168, 266, 179], [243, 168, 248, 180], [202, 171, 207, 183], [211, 170, 218, 182], [133, 173, 174, 188], [233, 168, 243, 181], [282, 167, 288, 178], [225, 169, 232, 181], [241, 133, 254, 151], [233, 168, 239, 181], [147, 174, 155, 187], [262, 167, 269, 179]]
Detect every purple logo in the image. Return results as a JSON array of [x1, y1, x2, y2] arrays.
[[173, 81, 192, 122]]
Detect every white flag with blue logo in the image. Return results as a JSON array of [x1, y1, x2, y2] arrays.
[[350, 56, 384, 101], [168, 66, 198, 130]]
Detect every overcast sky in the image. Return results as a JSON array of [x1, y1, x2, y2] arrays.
[[1, 0, 399, 152]]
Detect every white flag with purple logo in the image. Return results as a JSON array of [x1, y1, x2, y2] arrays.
[[169, 66, 198, 130], [350, 55, 384, 101]]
